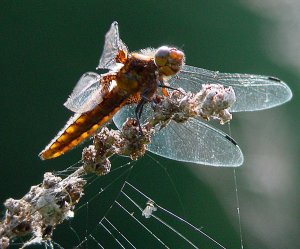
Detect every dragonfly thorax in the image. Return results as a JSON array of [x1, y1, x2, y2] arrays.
[[116, 53, 158, 97]]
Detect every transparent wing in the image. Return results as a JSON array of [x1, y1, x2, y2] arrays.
[[97, 21, 128, 70], [113, 105, 244, 167], [64, 72, 103, 113], [170, 65, 292, 112]]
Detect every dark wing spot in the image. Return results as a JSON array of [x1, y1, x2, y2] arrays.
[[225, 134, 238, 146], [268, 76, 281, 82]]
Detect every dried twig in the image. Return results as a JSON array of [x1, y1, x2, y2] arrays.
[[0, 84, 235, 248]]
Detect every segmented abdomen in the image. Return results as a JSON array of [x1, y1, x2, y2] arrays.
[[39, 90, 128, 160]]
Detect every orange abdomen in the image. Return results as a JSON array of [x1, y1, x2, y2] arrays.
[[39, 89, 128, 160]]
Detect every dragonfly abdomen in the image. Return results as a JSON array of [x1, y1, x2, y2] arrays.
[[39, 90, 128, 160]]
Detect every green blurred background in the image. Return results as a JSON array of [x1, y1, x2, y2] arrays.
[[0, 0, 299, 248]]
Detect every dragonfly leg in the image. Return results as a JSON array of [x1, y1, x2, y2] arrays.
[[157, 80, 185, 96], [135, 97, 149, 135]]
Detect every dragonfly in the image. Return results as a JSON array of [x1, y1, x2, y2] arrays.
[[39, 21, 292, 167]]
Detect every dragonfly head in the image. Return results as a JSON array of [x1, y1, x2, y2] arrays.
[[154, 46, 185, 76]]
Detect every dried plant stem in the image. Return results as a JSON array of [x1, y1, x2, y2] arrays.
[[0, 84, 235, 248]]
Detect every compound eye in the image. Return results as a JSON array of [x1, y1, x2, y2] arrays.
[[154, 46, 184, 76], [154, 46, 171, 67]]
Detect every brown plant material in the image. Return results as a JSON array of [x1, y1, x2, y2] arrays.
[[0, 84, 235, 248]]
